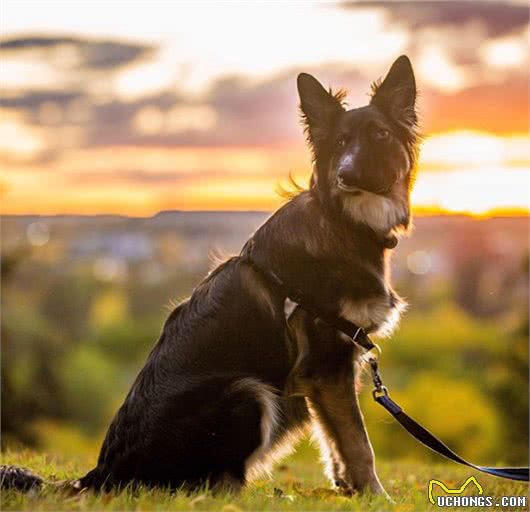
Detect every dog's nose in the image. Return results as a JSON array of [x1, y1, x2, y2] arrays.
[[337, 153, 361, 187]]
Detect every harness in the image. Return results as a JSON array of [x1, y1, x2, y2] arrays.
[[245, 256, 529, 483]]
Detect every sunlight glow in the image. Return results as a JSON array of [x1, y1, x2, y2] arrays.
[[2, 129, 529, 216], [417, 47, 469, 92], [421, 132, 530, 169], [113, 47, 177, 101], [0, 56, 63, 90], [412, 168, 529, 215], [0, 119, 45, 157], [481, 34, 528, 69]]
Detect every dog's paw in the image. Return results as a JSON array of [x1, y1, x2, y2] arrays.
[[333, 478, 354, 496], [339, 469, 391, 499], [333, 477, 392, 502]]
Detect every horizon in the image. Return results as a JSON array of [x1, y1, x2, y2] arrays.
[[2, 207, 528, 219]]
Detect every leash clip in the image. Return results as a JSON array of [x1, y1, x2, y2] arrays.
[[368, 355, 388, 400]]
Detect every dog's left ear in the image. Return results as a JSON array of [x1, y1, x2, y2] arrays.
[[371, 55, 416, 126]]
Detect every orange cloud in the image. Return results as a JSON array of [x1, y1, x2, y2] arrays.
[[422, 81, 529, 134]]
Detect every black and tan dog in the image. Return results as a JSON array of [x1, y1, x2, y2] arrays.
[[1, 56, 419, 496]]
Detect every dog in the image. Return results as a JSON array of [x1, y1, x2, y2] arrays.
[[1, 55, 419, 497]]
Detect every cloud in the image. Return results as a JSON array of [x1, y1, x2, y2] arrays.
[[422, 80, 529, 134], [81, 64, 368, 148], [343, 1, 529, 83], [66, 167, 263, 186], [3, 72, 302, 149], [343, 1, 529, 37], [0, 35, 155, 69], [0, 36, 79, 49], [1, 55, 528, 165], [1, 89, 84, 112], [67, 169, 198, 185], [0, 18, 528, 167]]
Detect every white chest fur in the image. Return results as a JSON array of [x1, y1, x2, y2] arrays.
[[342, 192, 407, 233], [339, 293, 406, 338]]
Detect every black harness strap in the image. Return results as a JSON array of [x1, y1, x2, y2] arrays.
[[244, 257, 375, 352]]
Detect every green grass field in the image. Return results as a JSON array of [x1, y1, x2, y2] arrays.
[[2, 440, 528, 511]]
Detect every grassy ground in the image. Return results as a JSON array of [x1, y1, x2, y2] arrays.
[[1, 440, 528, 511]]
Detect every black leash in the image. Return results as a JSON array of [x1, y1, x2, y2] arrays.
[[368, 358, 529, 482], [244, 255, 529, 483]]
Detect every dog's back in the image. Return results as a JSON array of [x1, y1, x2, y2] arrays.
[[79, 256, 302, 490]]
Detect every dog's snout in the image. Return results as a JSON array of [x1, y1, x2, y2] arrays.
[[337, 152, 360, 186]]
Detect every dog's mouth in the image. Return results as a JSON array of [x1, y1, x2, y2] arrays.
[[336, 178, 363, 195], [337, 178, 392, 196]]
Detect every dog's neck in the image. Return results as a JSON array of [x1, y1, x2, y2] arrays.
[[311, 189, 400, 250], [245, 191, 395, 310]]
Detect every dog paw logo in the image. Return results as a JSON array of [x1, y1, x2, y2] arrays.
[[428, 476, 483, 505]]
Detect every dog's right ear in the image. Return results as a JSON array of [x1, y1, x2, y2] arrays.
[[297, 73, 344, 146], [371, 56, 417, 128]]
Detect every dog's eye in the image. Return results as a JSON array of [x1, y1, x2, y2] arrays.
[[337, 136, 347, 148], [373, 127, 390, 141]]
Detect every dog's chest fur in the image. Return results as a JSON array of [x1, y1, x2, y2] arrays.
[[332, 243, 404, 337], [252, 193, 405, 339], [319, 212, 405, 337], [339, 290, 405, 337]]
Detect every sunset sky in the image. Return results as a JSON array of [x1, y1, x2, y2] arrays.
[[1, 0, 529, 216]]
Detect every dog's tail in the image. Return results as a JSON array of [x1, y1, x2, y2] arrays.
[[0, 464, 84, 493], [0, 465, 45, 491]]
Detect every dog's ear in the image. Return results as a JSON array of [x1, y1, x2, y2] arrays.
[[297, 73, 344, 146], [371, 55, 416, 127]]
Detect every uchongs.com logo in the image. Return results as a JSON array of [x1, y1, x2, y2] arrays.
[[428, 476, 527, 508]]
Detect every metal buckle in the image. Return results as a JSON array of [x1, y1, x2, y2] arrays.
[[372, 386, 389, 400]]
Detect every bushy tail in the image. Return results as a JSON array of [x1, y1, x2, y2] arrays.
[[0, 464, 87, 493], [0, 465, 45, 491]]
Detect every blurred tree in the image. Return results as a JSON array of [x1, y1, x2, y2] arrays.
[[57, 345, 117, 433], [41, 273, 96, 342], [486, 252, 529, 464], [1, 251, 66, 448]]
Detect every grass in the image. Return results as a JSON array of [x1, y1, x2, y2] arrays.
[[1, 440, 528, 511]]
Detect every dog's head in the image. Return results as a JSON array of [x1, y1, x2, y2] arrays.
[[298, 55, 419, 234]]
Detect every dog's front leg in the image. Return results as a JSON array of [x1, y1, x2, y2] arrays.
[[305, 361, 386, 496]]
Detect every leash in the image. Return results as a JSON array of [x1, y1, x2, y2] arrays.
[[243, 255, 529, 482], [367, 355, 529, 482]]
